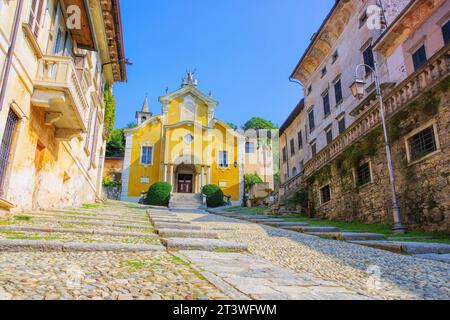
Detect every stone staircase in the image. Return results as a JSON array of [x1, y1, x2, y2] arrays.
[[169, 193, 206, 211]]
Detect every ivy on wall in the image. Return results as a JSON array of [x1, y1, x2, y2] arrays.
[[103, 84, 116, 141]]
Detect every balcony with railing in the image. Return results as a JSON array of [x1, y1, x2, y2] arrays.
[[31, 55, 90, 141], [302, 45, 450, 179]]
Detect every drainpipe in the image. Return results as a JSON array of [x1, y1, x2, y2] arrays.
[[0, 0, 25, 112]]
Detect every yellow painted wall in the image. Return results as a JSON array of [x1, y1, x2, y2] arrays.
[[126, 99, 241, 200], [127, 120, 163, 196]]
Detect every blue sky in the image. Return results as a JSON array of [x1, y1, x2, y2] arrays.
[[113, 0, 335, 129]]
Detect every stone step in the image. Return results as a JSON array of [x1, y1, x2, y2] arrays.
[[0, 239, 165, 252], [25, 218, 152, 230], [304, 232, 386, 241], [413, 253, 450, 264], [262, 221, 310, 228], [21, 213, 149, 224], [350, 241, 450, 254], [0, 226, 157, 238], [147, 212, 177, 218], [153, 222, 201, 230], [281, 226, 340, 233], [248, 218, 286, 223], [339, 233, 386, 241], [169, 208, 206, 213], [151, 219, 190, 225], [161, 238, 248, 252], [157, 229, 219, 239]]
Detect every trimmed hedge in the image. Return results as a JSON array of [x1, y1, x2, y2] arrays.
[[145, 182, 172, 206], [202, 184, 224, 208]]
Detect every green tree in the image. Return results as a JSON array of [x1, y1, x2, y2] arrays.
[[242, 117, 278, 130], [244, 173, 263, 191], [103, 84, 116, 141], [226, 122, 238, 130], [106, 128, 125, 156], [126, 121, 138, 129]]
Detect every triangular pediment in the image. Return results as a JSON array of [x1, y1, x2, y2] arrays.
[[158, 85, 218, 108]]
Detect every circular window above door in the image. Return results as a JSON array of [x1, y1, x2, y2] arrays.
[[184, 134, 194, 144]]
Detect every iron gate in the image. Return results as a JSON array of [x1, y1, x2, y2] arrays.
[[0, 109, 19, 196]]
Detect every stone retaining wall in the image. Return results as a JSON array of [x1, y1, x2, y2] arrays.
[[308, 90, 450, 233]]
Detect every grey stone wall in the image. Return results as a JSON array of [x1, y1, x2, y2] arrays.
[[308, 88, 450, 233], [103, 186, 122, 201]]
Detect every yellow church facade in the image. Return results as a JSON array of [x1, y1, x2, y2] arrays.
[[121, 73, 244, 204]]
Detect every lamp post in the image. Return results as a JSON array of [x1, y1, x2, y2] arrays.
[[350, 62, 407, 233]]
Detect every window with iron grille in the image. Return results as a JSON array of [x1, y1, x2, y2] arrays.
[[282, 147, 287, 163], [334, 79, 343, 105], [412, 45, 427, 71], [290, 139, 295, 156], [308, 109, 315, 132], [28, 0, 46, 38], [0, 109, 19, 195], [356, 162, 371, 186], [408, 126, 437, 161], [323, 93, 330, 117], [297, 131, 303, 149], [321, 185, 331, 204], [141, 146, 153, 165], [442, 20, 450, 45]]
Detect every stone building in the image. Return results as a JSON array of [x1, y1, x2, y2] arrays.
[[243, 129, 275, 191], [0, 0, 126, 215], [279, 0, 450, 232], [121, 72, 244, 205]]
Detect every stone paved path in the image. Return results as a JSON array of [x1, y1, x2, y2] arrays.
[[0, 202, 227, 300], [179, 211, 450, 300], [1, 202, 448, 300]]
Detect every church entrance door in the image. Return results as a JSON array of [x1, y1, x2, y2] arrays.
[[177, 174, 193, 193]]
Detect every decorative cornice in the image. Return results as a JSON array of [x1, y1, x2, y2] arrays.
[[373, 0, 445, 56], [290, 0, 355, 84]]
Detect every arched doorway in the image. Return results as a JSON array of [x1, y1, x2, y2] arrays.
[[175, 164, 196, 193]]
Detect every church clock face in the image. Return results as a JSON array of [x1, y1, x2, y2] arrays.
[[184, 134, 194, 144]]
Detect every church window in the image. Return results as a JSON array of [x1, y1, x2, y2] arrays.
[[218, 151, 228, 168], [141, 146, 153, 165]]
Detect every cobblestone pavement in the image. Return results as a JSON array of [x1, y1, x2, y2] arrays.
[[2, 202, 448, 300], [0, 202, 227, 300], [180, 212, 450, 300]]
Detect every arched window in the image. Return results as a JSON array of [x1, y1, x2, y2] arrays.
[[292, 167, 298, 177]]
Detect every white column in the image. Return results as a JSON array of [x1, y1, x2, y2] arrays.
[[207, 166, 211, 184], [201, 166, 205, 188], [170, 165, 175, 191], [164, 164, 168, 182]]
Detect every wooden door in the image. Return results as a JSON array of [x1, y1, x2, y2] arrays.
[[178, 174, 193, 193]]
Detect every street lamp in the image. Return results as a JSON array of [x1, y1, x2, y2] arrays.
[[350, 62, 407, 233]]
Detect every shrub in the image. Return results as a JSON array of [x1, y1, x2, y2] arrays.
[[244, 173, 263, 191], [145, 182, 172, 206], [202, 184, 224, 208], [287, 189, 309, 211]]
